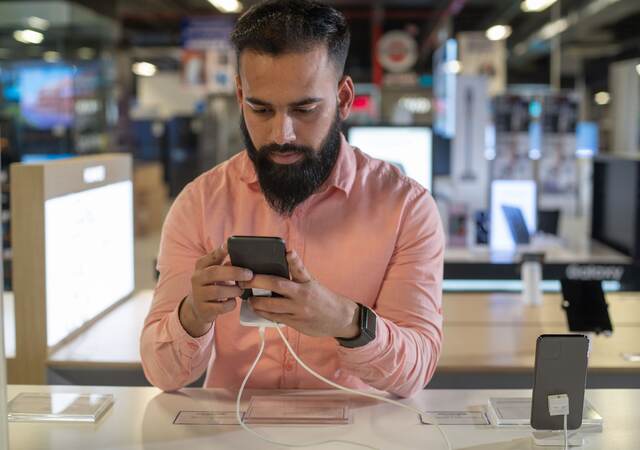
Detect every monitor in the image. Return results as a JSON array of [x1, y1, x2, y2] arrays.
[[347, 126, 433, 191], [592, 156, 640, 259], [490, 179, 537, 251], [11, 154, 134, 349]]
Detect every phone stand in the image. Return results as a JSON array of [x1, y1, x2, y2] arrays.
[[532, 430, 584, 447]]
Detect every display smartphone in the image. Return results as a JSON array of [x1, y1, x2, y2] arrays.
[[227, 236, 289, 328], [560, 279, 613, 335], [530, 334, 589, 431]]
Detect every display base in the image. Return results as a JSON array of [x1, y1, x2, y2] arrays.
[[532, 430, 584, 447]]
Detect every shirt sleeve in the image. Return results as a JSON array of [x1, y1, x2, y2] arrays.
[[337, 189, 445, 398], [139, 183, 216, 391]]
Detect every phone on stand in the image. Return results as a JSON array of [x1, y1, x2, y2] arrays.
[[227, 236, 289, 327], [531, 334, 589, 431]]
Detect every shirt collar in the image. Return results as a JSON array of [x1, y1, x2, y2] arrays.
[[239, 133, 356, 196]]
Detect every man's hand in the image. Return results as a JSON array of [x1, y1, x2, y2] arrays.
[[239, 250, 360, 338], [179, 244, 253, 337]]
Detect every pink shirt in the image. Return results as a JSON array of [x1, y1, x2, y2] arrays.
[[140, 135, 444, 398]]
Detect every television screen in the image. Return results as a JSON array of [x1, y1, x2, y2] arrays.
[[44, 180, 134, 346], [347, 126, 433, 190], [19, 65, 75, 130]]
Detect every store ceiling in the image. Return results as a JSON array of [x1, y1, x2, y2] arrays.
[[1, 0, 638, 86]]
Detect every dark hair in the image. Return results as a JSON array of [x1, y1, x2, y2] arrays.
[[230, 0, 350, 77]]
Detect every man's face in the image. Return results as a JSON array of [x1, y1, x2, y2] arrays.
[[236, 45, 353, 215]]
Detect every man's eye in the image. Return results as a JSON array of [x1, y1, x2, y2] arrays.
[[294, 108, 315, 114], [252, 108, 269, 114]]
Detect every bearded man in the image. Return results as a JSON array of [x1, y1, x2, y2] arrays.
[[140, 0, 444, 398]]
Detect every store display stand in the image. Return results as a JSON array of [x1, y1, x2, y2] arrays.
[[532, 430, 584, 447]]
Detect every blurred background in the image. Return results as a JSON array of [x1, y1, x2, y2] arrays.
[[2, 0, 640, 388]]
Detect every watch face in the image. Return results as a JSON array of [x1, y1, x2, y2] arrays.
[[337, 304, 376, 348]]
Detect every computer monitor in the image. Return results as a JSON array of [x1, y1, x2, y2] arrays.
[[592, 156, 640, 260], [347, 126, 433, 191], [490, 179, 537, 251], [11, 154, 134, 348]]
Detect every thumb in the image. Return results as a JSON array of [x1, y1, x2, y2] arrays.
[[287, 250, 312, 283]]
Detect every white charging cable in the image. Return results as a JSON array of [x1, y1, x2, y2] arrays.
[[235, 326, 453, 450], [548, 394, 570, 450], [235, 327, 377, 449]]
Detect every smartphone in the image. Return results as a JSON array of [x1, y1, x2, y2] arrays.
[[530, 334, 589, 430], [227, 236, 289, 327]]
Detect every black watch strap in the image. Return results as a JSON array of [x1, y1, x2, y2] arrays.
[[336, 303, 377, 348]]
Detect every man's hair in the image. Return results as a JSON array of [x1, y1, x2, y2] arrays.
[[230, 0, 350, 77]]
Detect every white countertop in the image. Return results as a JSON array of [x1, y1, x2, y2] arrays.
[[6, 385, 640, 449]]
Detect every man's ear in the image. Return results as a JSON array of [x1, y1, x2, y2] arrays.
[[337, 75, 354, 121]]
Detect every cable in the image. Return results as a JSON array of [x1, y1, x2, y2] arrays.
[[235, 326, 378, 449], [563, 414, 568, 450], [274, 326, 453, 450]]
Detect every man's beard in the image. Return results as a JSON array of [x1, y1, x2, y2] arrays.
[[241, 110, 341, 216]]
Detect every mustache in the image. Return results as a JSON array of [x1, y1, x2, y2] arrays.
[[259, 143, 315, 157]]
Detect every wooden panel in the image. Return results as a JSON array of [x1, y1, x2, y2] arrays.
[[10, 163, 47, 384]]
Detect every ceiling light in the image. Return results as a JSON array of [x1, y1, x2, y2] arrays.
[[77, 47, 95, 60], [132, 62, 157, 77], [207, 0, 243, 13], [594, 91, 610, 106], [636, 63, 640, 76], [538, 18, 569, 40], [43, 51, 61, 63], [486, 25, 512, 41], [521, 0, 557, 12], [27, 16, 50, 30], [13, 29, 44, 45]]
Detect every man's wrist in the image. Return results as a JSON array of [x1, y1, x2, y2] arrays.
[[335, 300, 360, 339], [178, 295, 213, 338]]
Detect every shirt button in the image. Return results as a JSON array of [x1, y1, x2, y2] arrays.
[[187, 342, 198, 351], [285, 363, 294, 371]]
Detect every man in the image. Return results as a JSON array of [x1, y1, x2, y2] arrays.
[[140, 0, 444, 398]]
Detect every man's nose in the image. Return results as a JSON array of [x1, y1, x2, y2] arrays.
[[270, 113, 296, 145]]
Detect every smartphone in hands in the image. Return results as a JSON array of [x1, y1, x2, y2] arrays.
[[227, 236, 289, 327]]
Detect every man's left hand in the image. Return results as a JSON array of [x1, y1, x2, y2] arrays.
[[239, 250, 360, 338]]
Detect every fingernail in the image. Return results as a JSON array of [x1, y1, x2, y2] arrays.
[[244, 270, 253, 279]]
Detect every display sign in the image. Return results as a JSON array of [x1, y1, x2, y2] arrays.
[[376, 31, 418, 73]]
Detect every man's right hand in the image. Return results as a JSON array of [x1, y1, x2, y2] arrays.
[[179, 243, 253, 337]]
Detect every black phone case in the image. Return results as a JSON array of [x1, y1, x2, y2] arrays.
[[227, 236, 289, 299], [530, 334, 589, 430]]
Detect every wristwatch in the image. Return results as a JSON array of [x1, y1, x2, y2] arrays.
[[336, 303, 377, 348]]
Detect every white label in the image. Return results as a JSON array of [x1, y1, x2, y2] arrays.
[[420, 411, 490, 425], [173, 411, 241, 425]]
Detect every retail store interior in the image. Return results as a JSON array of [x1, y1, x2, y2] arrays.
[[1, 0, 640, 449]]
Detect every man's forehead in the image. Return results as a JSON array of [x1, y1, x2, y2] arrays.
[[239, 47, 336, 97]]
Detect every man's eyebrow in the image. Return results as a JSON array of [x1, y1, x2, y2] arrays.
[[245, 97, 323, 107]]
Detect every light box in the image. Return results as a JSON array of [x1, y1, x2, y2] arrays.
[[347, 126, 433, 191], [10, 154, 134, 383]]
